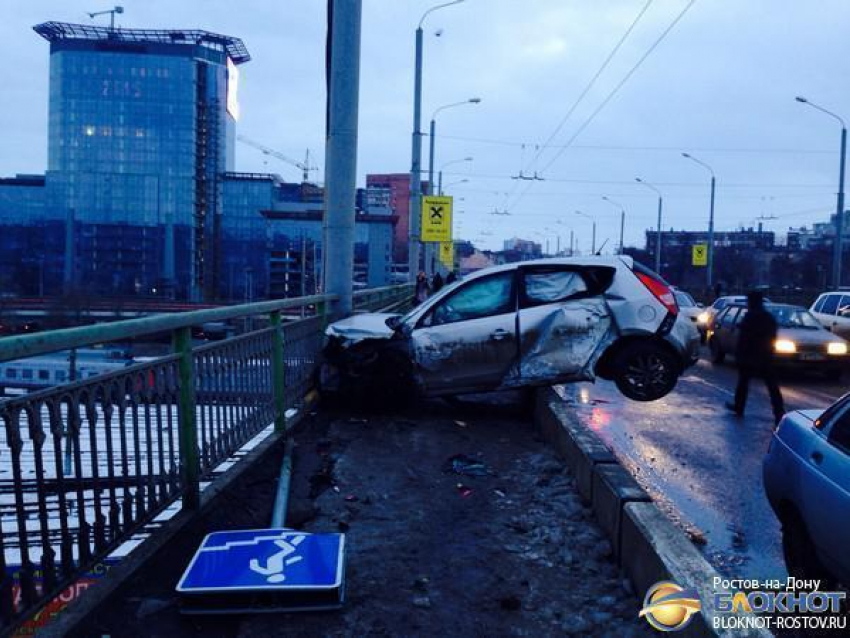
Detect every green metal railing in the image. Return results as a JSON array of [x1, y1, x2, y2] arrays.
[[0, 284, 412, 631]]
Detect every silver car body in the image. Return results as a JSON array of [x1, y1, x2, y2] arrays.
[[326, 256, 699, 396], [763, 402, 850, 583]]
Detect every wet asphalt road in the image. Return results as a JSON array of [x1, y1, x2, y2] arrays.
[[561, 351, 848, 581]]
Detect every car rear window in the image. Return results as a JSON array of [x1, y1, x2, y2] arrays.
[[813, 296, 828, 313], [524, 271, 587, 305]]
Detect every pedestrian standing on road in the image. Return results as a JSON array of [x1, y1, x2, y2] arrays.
[[431, 271, 444, 293], [446, 270, 458, 285], [414, 270, 431, 305], [726, 291, 785, 424]]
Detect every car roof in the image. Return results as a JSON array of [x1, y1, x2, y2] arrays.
[[459, 255, 633, 282]]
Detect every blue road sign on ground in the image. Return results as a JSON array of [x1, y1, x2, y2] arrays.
[[177, 529, 345, 593]]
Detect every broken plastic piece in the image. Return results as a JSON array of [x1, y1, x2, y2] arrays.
[[444, 454, 491, 477]]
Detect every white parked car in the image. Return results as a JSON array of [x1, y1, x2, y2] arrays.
[[810, 291, 850, 340], [322, 256, 700, 402], [763, 396, 850, 586]]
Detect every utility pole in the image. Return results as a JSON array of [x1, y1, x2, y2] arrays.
[[408, 25, 424, 281], [323, 0, 362, 317]]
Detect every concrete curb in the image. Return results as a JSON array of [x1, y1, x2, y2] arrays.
[[534, 387, 771, 638]]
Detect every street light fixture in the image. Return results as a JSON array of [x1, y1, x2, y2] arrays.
[[442, 178, 469, 190], [635, 177, 664, 274], [575, 210, 596, 254], [796, 95, 847, 289], [438, 156, 473, 194], [408, 0, 467, 282], [601, 196, 626, 255], [681, 152, 717, 288]]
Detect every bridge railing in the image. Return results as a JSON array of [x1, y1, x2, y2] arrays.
[[0, 284, 412, 631]]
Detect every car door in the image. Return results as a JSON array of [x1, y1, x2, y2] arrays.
[[411, 269, 517, 395], [814, 293, 841, 333], [798, 405, 850, 578], [832, 295, 850, 339], [717, 307, 740, 353], [504, 264, 614, 385]]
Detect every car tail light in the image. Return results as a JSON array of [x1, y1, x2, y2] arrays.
[[635, 271, 678, 316]]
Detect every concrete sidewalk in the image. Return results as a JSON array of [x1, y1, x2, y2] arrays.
[[57, 394, 650, 637]]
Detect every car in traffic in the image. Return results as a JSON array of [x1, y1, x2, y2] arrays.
[[672, 289, 704, 337], [322, 256, 700, 403], [809, 291, 850, 340], [695, 294, 771, 341], [706, 303, 848, 378], [763, 394, 850, 586]]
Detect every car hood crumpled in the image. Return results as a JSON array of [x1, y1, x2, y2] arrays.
[[325, 312, 402, 343]]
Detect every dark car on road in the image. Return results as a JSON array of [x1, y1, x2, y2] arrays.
[[707, 303, 849, 378]]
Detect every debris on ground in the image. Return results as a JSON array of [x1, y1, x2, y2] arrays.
[[443, 453, 491, 477]]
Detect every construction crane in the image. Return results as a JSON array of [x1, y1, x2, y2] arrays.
[[236, 135, 318, 183]]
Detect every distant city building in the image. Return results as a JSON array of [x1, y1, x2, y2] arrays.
[[645, 227, 776, 253], [0, 22, 393, 301], [786, 211, 850, 252], [365, 173, 429, 265], [502, 237, 542, 257]]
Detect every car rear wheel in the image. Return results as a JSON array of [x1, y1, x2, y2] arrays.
[[709, 338, 725, 364], [612, 342, 679, 402], [781, 513, 835, 589]]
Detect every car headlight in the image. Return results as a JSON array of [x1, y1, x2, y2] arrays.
[[828, 341, 848, 355], [697, 312, 709, 324], [774, 339, 797, 354]]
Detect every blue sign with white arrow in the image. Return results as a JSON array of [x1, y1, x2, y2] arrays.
[[177, 529, 345, 593]]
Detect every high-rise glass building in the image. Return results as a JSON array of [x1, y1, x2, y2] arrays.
[[34, 21, 249, 300]]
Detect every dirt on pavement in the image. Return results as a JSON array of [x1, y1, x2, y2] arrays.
[[240, 394, 650, 637]]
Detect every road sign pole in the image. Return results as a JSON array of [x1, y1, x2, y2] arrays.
[[655, 196, 663, 274]]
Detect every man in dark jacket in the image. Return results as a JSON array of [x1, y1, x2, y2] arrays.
[[431, 271, 444, 293], [726, 291, 785, 423]]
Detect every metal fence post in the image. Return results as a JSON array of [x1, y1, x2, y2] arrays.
[[173, 326, 200, 509], [269, 311, 287, 433], [316, 299, 328, 329]]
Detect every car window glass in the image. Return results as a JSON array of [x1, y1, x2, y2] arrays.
[[674, 292, 696, 307], [714, 299, 728, 310], [427, 272, 514, 327], [821, 294, 840, 316], [813, 296, 827, 313], [828, 407, 850, 453], [523, 270, 587, 306], [734, 308, 748, 325], [721, 308, 738, 327], [839, 295, 850, 317]]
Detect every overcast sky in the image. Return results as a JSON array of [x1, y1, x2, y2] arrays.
[[3, 0, 850, 252]]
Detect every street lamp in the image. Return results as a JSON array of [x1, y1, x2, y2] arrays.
[[438, 156, 473, 194], [442, 178, 469, 190], [796, 95, 847, 289], [575, 210, 596, 254], [429, 100, 480, 196], [681, 152, 717, 288], [635, 177, 664, 274], [601, 196, 626, 255], [408, 0, 467, 282]]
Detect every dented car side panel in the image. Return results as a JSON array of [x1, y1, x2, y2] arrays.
[[503, 298, 616, 387]]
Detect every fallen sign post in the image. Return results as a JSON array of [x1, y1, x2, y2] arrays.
[[177, 529, 346, 614]]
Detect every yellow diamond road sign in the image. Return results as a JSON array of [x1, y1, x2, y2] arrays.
[[421, 195, 453, 243], [692, 243, 708, 266]]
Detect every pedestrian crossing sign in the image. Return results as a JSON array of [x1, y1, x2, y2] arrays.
[[422, 195, 453, 242], [692, 244, 708, 266]]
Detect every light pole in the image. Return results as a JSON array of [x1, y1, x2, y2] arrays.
[[575, 210, 596, 254], [601, 196, 626, 255], [442, 178, 469, 190], [429, 100, 480, 195], [796, 96, 847, 289], [681, 152, 716, 288], [438, 156, 473, 195], [636, 177, 664, 274], [408, 0, 466, 282]]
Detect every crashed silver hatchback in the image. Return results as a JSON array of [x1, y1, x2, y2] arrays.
[[322, 257, 699, 402]]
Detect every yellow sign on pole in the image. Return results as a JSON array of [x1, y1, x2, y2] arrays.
[[421, 195, 453, 242], [439, 242, 454, 269], [692, 243, 708, 266]]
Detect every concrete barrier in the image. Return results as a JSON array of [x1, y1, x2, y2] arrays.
[[534, 387, 771, 638]]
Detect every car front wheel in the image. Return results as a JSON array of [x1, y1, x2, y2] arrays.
[[612, 342, 679, 402], [709, 338, 725, 364]]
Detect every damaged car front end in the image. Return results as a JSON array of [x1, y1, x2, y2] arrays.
[[322, 257, 698, 402]]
